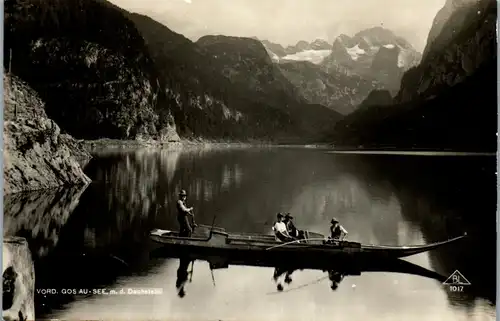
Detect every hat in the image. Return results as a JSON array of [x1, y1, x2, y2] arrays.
[[331, 218, 339, 224], [285, 213, 293, 219], [179, 189, 187, 196], [277, 213, 284, 219]]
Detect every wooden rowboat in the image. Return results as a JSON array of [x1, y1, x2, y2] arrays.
[[149, 224, 467, 260]]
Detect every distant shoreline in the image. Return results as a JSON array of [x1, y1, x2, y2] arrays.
[[325, 150, 496, 156], [80, 138, 496, 156], [81, 138, 277, 153]]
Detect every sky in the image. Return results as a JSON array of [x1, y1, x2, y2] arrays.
[[109, 0, 447, 52]]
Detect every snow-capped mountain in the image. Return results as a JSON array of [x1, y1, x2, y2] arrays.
[[260, 28, 421, 91], [259, 37, 384, 114], [256, 28, 420, 114], [321, 27, 422, 90], [261, 39, 333, 64]]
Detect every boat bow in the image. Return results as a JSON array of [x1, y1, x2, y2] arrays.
[[361, 233, 468, 258]]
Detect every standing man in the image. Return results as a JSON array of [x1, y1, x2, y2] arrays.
[[177, 189, 196, 237]]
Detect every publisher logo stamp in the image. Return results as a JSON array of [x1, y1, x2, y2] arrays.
[[443, 270, 471, 292]]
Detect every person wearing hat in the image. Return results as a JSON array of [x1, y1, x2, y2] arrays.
[[272, 213, 294, 242], [177, 189, 196, 237], [329, 218, 348, 241], [284, 213, 300, 239]]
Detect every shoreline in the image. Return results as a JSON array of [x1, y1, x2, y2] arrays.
[[81, 138, 277, 153], [80, 138, 322, 154], [81, 138, 496, 155]]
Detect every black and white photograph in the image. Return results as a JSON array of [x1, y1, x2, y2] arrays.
[[2, 0, 497, 320]]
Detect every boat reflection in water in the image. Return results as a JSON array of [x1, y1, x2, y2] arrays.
[[271, 267, 345, 292], [156, 247, 449, 297]]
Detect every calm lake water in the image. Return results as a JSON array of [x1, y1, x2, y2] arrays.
[[4, 147, 497, 321]]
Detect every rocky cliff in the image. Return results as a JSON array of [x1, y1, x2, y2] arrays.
[[422, 0, 482, 60], [396, 0, 495, 102], [357, 90, 393, 110], [125, 13, 239, 139], [330, 0, 497, 152], [4, 0, 179, 142], [3, 74, 91, 194], [278, 61, 380, 115]]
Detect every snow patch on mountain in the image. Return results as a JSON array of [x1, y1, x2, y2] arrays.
[[346, 45, 366, 61], [281, 49, 332, 64]]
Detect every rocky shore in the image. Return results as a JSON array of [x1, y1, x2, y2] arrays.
[[3, 74, 92, 195]]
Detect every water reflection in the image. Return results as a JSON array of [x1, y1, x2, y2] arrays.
[[3, 185, 88, 258], [175, 257, 193, 298], [10, 147, 494, 320], [271, 268, 346, 293], [165, 250, 450, 298], [334, 154, 497, 306]]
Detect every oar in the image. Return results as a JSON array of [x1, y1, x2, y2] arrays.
[[109, 254, 129, 267], [209, 213, 217, 234], [191, 211, 197, 233], [191, 207, 198, 224], [210, 268, 216, 287], [189, 260, 195, 282], [266, 275, 329, 295], [265, 237, 327, 250]]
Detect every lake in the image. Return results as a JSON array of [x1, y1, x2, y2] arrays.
[[4, 146, 497, 321]]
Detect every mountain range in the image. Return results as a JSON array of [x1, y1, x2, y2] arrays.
[[3, 0, 496, 167], [259, 27, 422, 114], [261, 27, 422, 78]]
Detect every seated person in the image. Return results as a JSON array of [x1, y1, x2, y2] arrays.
[[329, 218, 348, 242], [284, 213, 305, 239], [272, 213, 295, 242]]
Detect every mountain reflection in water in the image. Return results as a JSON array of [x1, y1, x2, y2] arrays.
[[3, 185, 88, 258], [4, 147, 495, 320], [335, 153, 497, 305]]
